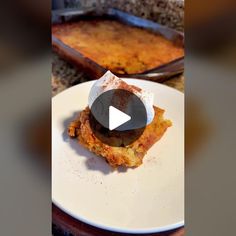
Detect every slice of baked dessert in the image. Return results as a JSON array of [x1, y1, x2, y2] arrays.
[[68, 71, 172, 168]]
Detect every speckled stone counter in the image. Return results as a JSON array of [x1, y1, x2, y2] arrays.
[[64, 0, 184, 31]]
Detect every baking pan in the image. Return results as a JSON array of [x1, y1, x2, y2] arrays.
[[52, 8, 184, 82]]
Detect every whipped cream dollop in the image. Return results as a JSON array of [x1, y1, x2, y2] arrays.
[[88, 71, 155, 125]]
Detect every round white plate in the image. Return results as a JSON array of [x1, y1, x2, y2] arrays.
[[52, 79, 184, 234]]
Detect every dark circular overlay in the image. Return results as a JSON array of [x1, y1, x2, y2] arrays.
[[89, 89, 147, 147]]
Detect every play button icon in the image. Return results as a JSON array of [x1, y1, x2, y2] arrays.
[[89, 89, 147, 147], [109, 106, 131, 131]]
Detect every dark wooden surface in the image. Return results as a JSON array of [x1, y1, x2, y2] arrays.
[[52, 204, 184, 236]]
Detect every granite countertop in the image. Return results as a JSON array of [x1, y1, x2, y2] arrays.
[[52, 52, 184, 96]]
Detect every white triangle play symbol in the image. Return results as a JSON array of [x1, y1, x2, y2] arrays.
[[109, 106, 131, 131]]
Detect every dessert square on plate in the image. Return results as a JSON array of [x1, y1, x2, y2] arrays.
[[52, 75, 184, 233], [68, 71, 172, 168], [68, 106, 171, 168]]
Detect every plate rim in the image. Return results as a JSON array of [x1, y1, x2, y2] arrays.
[[52, 78, 184, 234], [53, 197, 184, 234]]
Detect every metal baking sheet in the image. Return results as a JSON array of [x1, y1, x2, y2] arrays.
[[52, 8, 184, 82]]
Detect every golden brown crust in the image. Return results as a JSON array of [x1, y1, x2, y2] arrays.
[[68, 106, 172, 168], [52, 20, 184, 74]]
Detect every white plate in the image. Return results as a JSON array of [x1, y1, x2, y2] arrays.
[[52, 79, 184, 234]]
